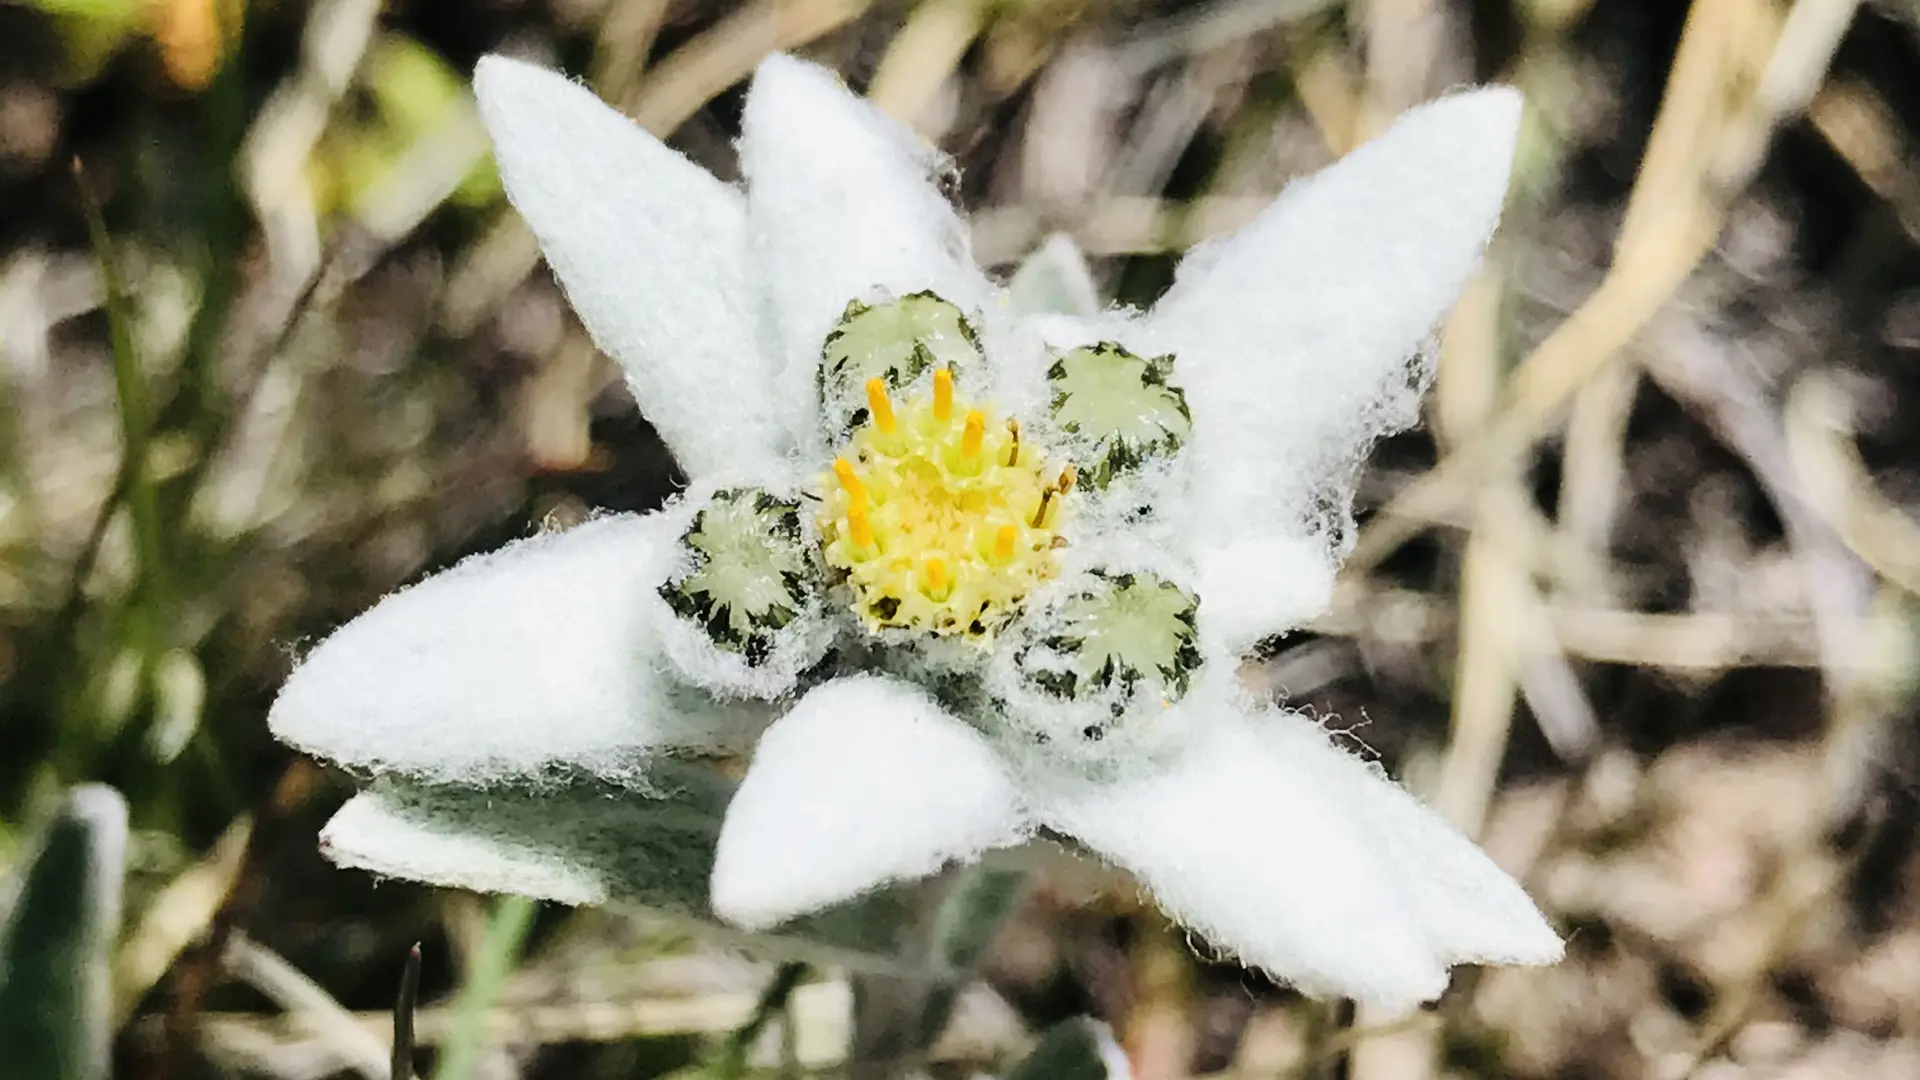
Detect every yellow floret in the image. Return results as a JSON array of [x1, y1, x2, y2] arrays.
[[820, 373, 1069, 640]]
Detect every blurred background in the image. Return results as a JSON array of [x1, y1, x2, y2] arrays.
[[4, 0, 1920, 1076]]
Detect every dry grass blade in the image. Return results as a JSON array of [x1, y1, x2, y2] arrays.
[[1808, 80, 1920, 242], [184, 980, 1025, 1074], [1315, 589, 1912, 672], [393, 944, 422, 1080], [113, 817, 251, 1028], [1113, 0, 1343, 76], [631, 0, 873, 135], [1347, 0, 1859, 577], [224, 931, 390, 1080], [971, 195, 1268, 265], [869, 0, 989, 132], [1785, 374, 1920, 600]]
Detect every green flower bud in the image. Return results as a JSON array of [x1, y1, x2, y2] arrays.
[[660, 490, 819, 664], [819, 292, 982, 434], [1017, 570, 1202, 732], [1047, 342, 1191, 488]]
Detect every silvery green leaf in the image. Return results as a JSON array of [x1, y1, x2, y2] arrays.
[[1007, 234, 1102, 320], [914, 866, 1031, 1052], [927, 866, 1026, 980], [1006, 1018, 1132, 1080], [843, 864, 1033, 1077], [319, 765, 916, 972], [0, 785, 128, 1080]]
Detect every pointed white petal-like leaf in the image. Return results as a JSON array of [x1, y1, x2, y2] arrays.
[[474, 56, 789, 476], [1008, 233, 1102, 320], [271, 513, 767, 788], [1260, 719, 1563, 968], [1193, 536, 1337, 657], [1031, 700, 1448, 1011], [711, 675, 1030, 930], [739, 55, 996, 443], [1141, 89, 1521, 649], [320, 772, 917, 971], [994, 235, 1111, 421]]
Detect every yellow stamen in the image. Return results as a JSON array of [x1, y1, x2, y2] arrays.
[[865, 378, 895, 433], [961, 410, 985, 458], [1058, 464, 1077, 493], [818, 353, 1069, 639], [933, 368, 954, 422], [833, 457, 866, 502]]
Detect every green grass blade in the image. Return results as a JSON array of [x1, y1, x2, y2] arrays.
[[0, 785, 130, 1080]]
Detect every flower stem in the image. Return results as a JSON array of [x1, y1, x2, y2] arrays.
[[76, 160, 167, 667], [701, 961, 807, 1078], [429, 896, 536, 1080]]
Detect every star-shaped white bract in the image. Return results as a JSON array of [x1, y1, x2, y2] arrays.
[[268, 52, 1561, 1012]]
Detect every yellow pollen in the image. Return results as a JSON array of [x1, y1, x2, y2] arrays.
[[864, 378, 895, 433], [833, 457, 866, 501], [993, 524, 1016, 561], [819, 372, 1067, 640], [933, 368, 954, 422], [961, 410, 985, 458]]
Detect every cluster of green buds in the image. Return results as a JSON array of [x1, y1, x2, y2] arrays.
[[655, 291, 1204, 762]]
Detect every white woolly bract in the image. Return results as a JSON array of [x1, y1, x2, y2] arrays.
[[711, 675, 1030, 929], [1257, 718, 1565, 968], [1022, 676, 1560, 1011], [1137, 88, 1522, 652], [1067, 455, 1197, 559], [473, 57, 791, 477], [1028, 690, 1446, 1010], [971, 292, 1055, 426], [1193, 536, 1336, 656], [699, 662, 1561, 1008], [740, 55, 996, 454], [269, 513, 767, 787]]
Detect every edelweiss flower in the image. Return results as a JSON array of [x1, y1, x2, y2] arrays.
[[270, 53, 1562, 1009]]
